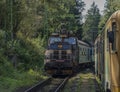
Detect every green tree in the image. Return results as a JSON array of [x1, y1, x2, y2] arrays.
[[36, 0, 85, 38], [0, 0, 85, 70], [99, 0, 120, 29], [104, 0, 120, 17], [82, 2, 101, 43], [74, 0, 85, 39]]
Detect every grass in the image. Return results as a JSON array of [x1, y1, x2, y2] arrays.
[[0, 69, 48, 92], [64, 72, 97, 92], [0, 41, 47, 92]]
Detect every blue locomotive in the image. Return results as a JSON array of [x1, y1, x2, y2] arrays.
[[44, 30, 93, 76]]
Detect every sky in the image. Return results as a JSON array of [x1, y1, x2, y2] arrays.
[[83, 0, 106, 15]]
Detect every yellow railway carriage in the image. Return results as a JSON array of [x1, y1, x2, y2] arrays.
[[95, 10, 120, 92]]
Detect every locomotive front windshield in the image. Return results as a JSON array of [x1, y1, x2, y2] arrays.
[[49, 37, 62, 44], [65, 37, 76, 44], [49, 37, 76, 44]]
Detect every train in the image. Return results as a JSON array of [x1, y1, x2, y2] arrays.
[[94, 10, 120, 92], [44, 30, 93, 76], [78, 40, 94, 67]]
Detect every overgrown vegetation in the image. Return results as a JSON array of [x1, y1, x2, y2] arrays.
[[0, 0, 84, 91], [82, 2, 101, 43], [99, 0, 120, 32]]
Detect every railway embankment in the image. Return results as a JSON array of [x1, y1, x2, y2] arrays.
[[63, 68, 102, 92], [15, 67, 103, 92]]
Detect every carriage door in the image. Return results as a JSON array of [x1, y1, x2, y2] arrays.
[[108, 21, 120, 91]]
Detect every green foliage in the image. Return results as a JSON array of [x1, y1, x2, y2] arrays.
[[82, 2, 101, 42], [0, 70, 46, 92], [0, 53, 13, 76], [104, 0, 120, 18], [98, 0, 120, 34], [39, 0, 85, 36], [16, 37, 45, 70], [98, 16, 106, 32], [0, 0, 86, 91]]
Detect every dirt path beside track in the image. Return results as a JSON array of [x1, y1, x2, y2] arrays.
[[63, 68, 102, 92]]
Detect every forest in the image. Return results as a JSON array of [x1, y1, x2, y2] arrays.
[[0, 0, 120, 91]]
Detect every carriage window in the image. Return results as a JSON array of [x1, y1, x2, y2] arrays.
[[107, 29, 110, 51], [107, 22, 116, 51], [111, 22, 116, 51]]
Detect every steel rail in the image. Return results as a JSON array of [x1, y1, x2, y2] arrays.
[[54, 77, 69, 92], [24, 76, 69, 92], [24, 77, 52, 92]]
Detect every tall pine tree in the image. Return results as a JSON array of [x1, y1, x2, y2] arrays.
[[82, 2, 101, 43], [75, 0, 85, 39]]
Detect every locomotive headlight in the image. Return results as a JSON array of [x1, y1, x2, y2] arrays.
[[45, 55, 50, 59], [45, 50, 53, 59], [67, 50, 72, 54], [67, 50, 72, 59]]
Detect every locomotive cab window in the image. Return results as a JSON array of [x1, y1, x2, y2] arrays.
[[107, 22, 116, 51]]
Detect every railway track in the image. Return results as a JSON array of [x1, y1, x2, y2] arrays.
[[24, 77, 69, 92]]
